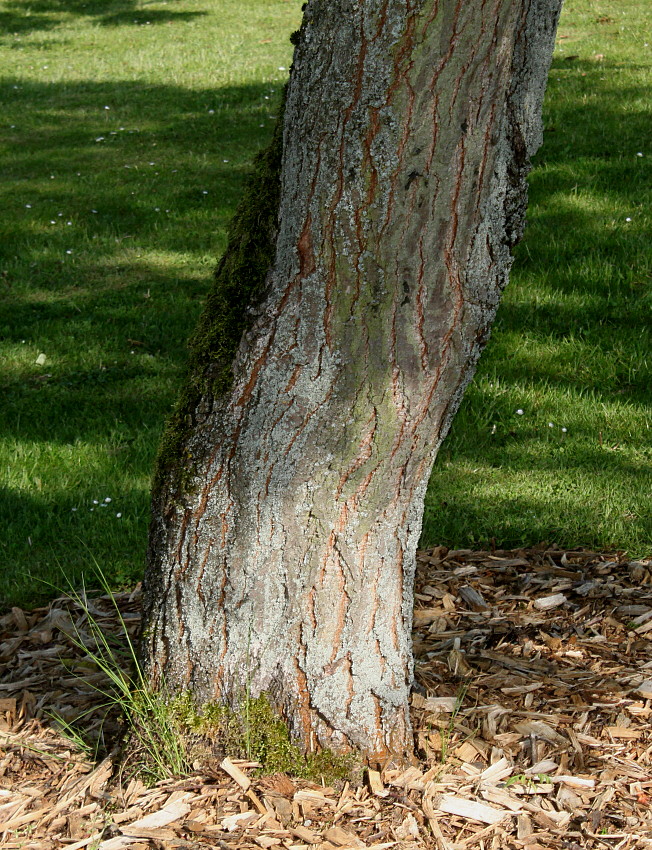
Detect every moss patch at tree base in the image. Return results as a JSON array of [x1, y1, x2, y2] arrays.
[[171, 692, 358, 785]]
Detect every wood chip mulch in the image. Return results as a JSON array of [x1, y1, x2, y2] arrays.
[[2, 546, 652, 849]]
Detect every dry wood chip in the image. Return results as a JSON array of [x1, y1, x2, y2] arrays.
[[220, 755, 252, 790], [606, 726, 644, 739], [435, 795, 512, 824], [550, 774, 595, 788], [481, 787, 524, 812], [514, 720, 566, 745], [533, 594, 568, 611], [290, 824, 320, 844], [366, 769, 388, 798], [323, 825, 366, 846], [458, 585, 490, 611], [478, 757, 513, 783], [293, 789, 336, 807], [423, 696, 458, 713], [635, 679, 652, 699], [386, 766, 425, 791], [120, 797, 192, 833], [413, 609, 443, 627], [60, 832, 106, 850]]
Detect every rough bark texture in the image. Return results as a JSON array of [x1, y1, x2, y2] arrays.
[[143, 0, 562, 763]]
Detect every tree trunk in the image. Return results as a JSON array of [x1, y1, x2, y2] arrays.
[[142, 0, 562, 764]]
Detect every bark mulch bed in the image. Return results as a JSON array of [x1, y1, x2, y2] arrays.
[[2, 546, 652, 849]]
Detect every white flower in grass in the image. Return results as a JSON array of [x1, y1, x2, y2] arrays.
[[104, 497, 111, 503], [116, 513, 122, 518], [516, 409, 524, 415], [25, 204, 31, 208], [561, 427, 568, 433], [625, 217, 632, 222], [637, 152, 643, 157], [66, 250, 72, 254], [548, 422, 554, 428]]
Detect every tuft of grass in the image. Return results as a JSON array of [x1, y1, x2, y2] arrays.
[[439, 682, 469, 764], [55, 568, 190, 782], [53, 568, 353, 783]]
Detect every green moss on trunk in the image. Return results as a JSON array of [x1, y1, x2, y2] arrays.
[[153, 91, 287, 499], [171, 692, 357, 783]]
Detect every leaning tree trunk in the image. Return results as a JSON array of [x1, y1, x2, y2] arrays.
[[142, 0, 562, 763]]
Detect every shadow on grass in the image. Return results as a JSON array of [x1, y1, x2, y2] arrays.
[[0, 0, 205, 36], [0, 484, 149, 609]]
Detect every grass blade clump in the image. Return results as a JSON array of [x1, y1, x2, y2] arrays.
[[56, 568, 189, 783]]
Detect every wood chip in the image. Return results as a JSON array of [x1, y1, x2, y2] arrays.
[[220, 755, 252, 790], [367, 768, 388, 797], [533, 593, 568, 611], [435, 794, 511, 824]]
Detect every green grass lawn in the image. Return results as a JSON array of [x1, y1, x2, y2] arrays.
[[1, 0, 650, 610]]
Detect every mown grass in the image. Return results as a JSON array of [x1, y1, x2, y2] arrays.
[[1, 0, 650, 610]]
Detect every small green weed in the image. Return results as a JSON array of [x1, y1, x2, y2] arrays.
[[505, 772, 553, 787]]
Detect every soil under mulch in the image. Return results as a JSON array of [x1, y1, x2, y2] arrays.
[[2, 546, 652, 849]]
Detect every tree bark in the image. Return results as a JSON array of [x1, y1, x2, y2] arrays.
[[142, 0, 562, 763]]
